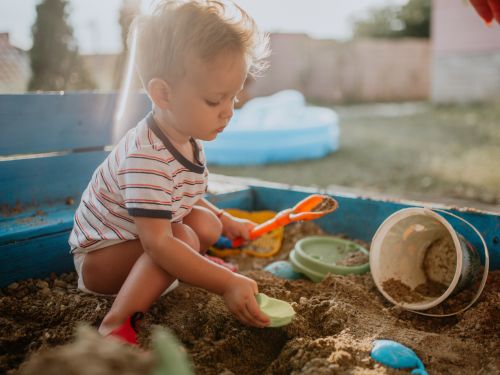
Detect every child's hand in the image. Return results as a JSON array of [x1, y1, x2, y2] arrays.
[[220, 212, 256, 241], [222, 273, 270, 328]]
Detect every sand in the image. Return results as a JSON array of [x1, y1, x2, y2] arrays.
[[381, 236, 465, 307], [1, 222, 499, 375], [423, 238, 457, 286], [311, 197, 337, 212], [336, 251, 369, 267]]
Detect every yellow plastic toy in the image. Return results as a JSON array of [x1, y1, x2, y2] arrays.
[[209, 209, 284, 258]]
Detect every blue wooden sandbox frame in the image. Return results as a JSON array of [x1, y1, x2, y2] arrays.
[[1, 93, 499, 288]]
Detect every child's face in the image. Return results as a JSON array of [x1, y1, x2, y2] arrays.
[[168, 51, 248, 141]]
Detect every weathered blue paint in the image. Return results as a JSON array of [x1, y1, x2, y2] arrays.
[[0, 231, 75, 285], [2, 183, 498, 287], [250, 184, 500, 268], [0, 92, 150, 155], [206, 188, 253, 211], [0, 151, 109, 206], [0, 190, 249, 287], [0, 204, 75, 245], [1, 92, 498, 288]]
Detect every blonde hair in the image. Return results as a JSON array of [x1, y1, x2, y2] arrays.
[[130, 0, 270, 87]]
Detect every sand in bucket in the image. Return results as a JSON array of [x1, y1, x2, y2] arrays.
[[382, 237, 457, 304], [370, 208, 487, 316]]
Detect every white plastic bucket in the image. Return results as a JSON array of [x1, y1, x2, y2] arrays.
[[370, 207, 489, 317]]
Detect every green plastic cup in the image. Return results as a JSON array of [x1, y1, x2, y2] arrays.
[[255, 293, 295, 327], [289, 236, 370, 282]]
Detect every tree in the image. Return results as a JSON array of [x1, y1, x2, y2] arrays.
[[353, 0, 431, 39], [29, 0, 95, 91]]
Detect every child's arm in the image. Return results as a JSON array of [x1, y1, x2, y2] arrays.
[[195, 198, 256, 241], [194, 197, 224, 217], [134, 216, 269, 327]]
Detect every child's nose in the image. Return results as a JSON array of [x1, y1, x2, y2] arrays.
[[220, 102, 234, 120]]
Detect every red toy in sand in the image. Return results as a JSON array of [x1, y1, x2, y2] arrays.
[[105, 257, 236, 346], [106, 311, 143, 346]]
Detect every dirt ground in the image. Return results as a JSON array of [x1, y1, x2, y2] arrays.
[[1, 222, 499, 375], [210, 102, 500, 213]]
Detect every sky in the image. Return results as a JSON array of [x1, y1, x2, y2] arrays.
[[0, 0, 407, 54]]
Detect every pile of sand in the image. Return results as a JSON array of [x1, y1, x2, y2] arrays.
[[1, 222, 499, 374]]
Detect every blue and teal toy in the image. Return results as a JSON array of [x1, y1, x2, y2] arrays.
[[214, 236, 233, 249], [371, 340, 428, 375], [264, 261, 304, 280]]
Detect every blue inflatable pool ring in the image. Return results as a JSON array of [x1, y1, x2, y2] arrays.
[[371, 340, 428, 375], [204, 90, 340, 165]]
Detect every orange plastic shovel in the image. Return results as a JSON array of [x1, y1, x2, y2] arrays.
[[215, 194, 339, 249]]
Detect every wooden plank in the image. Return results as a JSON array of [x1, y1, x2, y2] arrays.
[[0, 92, 150, 155], [251, 184, 500, 270], [0, 205, 75, 245], [0, 150, 109, 206], [0, 189, 253, 247], [206, 188, 254, 211], [0, 188, 253, 287], [2, 180, 498, 288], [0, 231, 74, 287]]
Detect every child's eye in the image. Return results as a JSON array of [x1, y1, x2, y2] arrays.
[[205, 96, 239, 107], [205, 100, 220, 107]]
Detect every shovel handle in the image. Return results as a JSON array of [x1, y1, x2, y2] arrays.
[[214, 195, 338, 249]]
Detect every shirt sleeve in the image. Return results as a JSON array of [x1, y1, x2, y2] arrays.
[[116, 147, 174, 219]]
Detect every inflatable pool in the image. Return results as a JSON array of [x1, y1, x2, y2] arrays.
[[204, 90, 340, 165]]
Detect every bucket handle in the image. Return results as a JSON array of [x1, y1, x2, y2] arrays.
[[409, 209, 490, 318]]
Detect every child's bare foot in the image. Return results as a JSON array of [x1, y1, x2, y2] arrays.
[[98, 313, 121, 336]]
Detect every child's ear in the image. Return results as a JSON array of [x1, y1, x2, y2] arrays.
[[147, 78, 172, 109]]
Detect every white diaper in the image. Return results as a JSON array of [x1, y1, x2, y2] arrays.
[[73, 252, 179, 296]]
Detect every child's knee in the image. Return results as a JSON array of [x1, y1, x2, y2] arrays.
[[182, 207, 223, 247], [200, 210, 223, 245], [172, 223, 200, 252]]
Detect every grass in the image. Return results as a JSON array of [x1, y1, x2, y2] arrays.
[[208, 101, 500, 210]]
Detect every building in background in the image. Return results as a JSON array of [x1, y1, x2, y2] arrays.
[[0, 33, 30, 93], [247, 33, 430, 104], [431, 0, 500, 103], [2, 0, 500, 103]]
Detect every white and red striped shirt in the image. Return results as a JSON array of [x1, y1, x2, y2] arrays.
[[69, 112, 208, 253]]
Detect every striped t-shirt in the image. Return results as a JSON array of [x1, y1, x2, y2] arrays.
[[69, 112, 209, 254]]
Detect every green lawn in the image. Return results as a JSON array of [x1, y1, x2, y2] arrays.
[[209, 101, 500, 211]]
